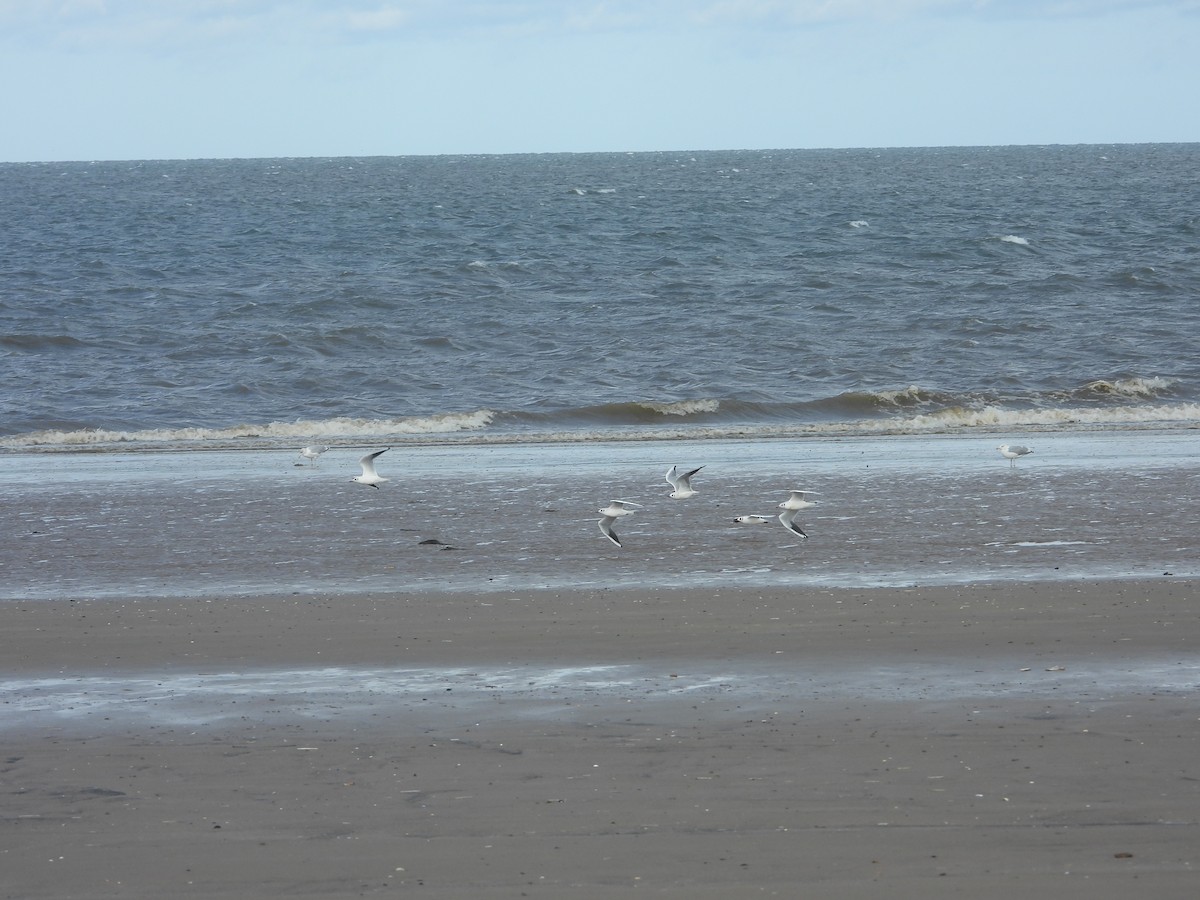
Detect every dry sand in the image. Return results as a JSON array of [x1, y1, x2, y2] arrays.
[[3, 578, 1198, 898]]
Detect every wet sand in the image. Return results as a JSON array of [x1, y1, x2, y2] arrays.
[[2, 578, 1198, 898]]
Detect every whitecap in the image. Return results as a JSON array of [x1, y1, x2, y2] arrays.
[[1012, 541, 1093, 548], [636, 398, 721, 416], [873, 385, 930, 405], [1, 409, 498, 449], [1084, 376, 1175, 398]]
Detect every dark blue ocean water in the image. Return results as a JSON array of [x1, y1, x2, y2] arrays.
[[2, 144, 1198, 450]]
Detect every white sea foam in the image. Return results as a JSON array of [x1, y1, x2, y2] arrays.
[[1000, 234, 1030, 245], [4, 400, 1199, 452], [873, 385, 930, 405], [1012, 541, 1093, 548], [543, 401, 1200, 444], [1084, 376, 1175, 398], [637, 398, 721, 416], [2, 409, 497, 449], [892, 401, 1200, 433]]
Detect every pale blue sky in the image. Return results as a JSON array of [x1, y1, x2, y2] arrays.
[[2, 0, 1197, 161]]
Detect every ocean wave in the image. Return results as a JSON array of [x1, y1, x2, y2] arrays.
[[5, 399, 1198, 453], [3, 375, 1196, 452], [1077, 376, 1176, 399], [635, 399, 721, 416], [834, 385, 949, 409], [503, 399, 723, 427], [2, 410, 496, 449], [887, 401, 1200, 432]]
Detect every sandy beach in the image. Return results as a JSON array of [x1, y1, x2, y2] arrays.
[[3, 578, 1198, 898]]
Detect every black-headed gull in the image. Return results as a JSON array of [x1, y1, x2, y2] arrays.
[[298, 445, 329, 466], [351, 448, 390, 488], [777, 490, 818, 539], [733, 515, 774, 525], [779, 490, 818, 512], [665, 465, 704, 499], [597, 500, 642, 547], [997, 444, 1033, 467]]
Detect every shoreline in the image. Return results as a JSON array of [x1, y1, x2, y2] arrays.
[[3, 579, 1197, 897], [4, 429, 1199, 603], [4, 419, 1200, 456]]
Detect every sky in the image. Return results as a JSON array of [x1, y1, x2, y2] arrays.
[[1, 0, 1198, 161]]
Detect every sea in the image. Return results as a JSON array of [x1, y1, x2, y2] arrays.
[[2, 144, 1198, 600]]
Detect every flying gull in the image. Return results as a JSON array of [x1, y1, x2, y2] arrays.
[[777, 490, 818, 539], [351, 448, 390, 488], [733, 515, 774, 525], [597, 500, 643, 547], [665, 464, 705, 499], [997, 444, 1033, 467]]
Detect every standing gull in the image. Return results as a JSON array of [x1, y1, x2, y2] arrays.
[[298, 445, 329, 466], [597, 500, 643, 547], [351, 448, 390, 488], [665, 465, 705, 499], [778, 490, 818, 539], [997, 444, 1033, 467]]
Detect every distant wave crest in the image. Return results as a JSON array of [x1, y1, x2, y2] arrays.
[[1078, 376, 1175, 399], [875, 401, 1200, 433], [513, 399, 722, 426], [822, 385, 948, 412], [636, 399, 721, 416], [4, 383, 1198, 452], [3, 410, 496, 449]]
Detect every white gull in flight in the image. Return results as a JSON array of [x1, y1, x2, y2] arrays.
[[597, 500, 643, 547], [665, 465, 704, 499], [733, 515, 774, 525], [351, 448, 390, 488], [777, 490, 818, 539]]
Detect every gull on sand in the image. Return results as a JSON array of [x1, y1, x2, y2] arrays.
[[997, 444, 1033, 467], [597, 500, 643, 547], [351, 448, 390, 488], [665, 465, 704, 499], [298, 445, 329, 466]]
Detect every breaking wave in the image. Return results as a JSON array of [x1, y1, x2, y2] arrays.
[[4, 410, 496, 450], [1078, 376, 1176, 399], [635, 399, 721, 416], [4, 385, 1197, 452]]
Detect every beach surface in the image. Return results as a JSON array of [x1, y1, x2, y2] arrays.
[[3, 578, 1198, 898]]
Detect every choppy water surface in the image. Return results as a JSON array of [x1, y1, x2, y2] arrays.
[[3, 144, 1199, 450]]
